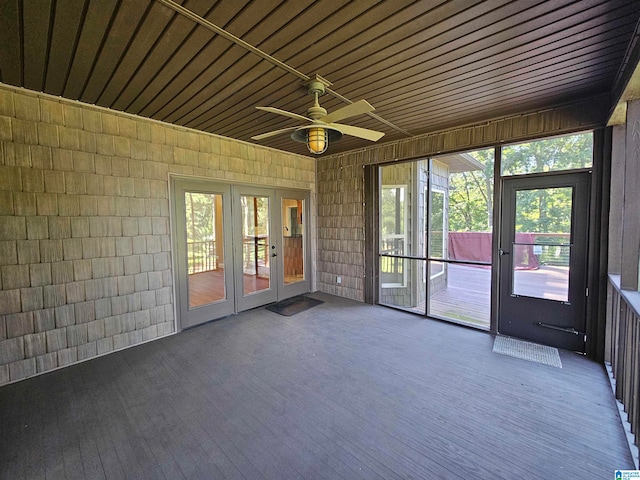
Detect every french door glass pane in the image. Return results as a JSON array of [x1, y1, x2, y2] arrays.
[[511, 187, 572, 302], [241, 195, 270, 295], [282, 198, 304, 285], [185, 192, 225, 308]]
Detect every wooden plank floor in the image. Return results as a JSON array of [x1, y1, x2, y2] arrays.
[[0, 293, 633, 479], [189, 270, 270, 308]]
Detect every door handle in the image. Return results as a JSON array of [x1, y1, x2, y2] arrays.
[[271, 252, 277, 257], [499, 249, 509, 256]]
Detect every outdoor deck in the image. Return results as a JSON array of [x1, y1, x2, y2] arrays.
[[0, 293, 632, 479], [428, 264, 491, 326], [427, 263, 570, 327]]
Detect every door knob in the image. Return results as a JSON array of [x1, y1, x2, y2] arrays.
[[271, 252, 277, 257], [499, 249, 509, 256]]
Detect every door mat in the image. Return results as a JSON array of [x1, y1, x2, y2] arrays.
[[265, 296, 324, 316], [492, 335, 562, 368]]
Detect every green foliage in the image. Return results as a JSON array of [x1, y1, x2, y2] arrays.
[[185, 192, 215, 242], [448, 149, 494, 232], [501, 133, 592, 176], [241, 196, 269, 236], [430, 190, 445, 256], [185, 192, 219, 274], [515, 187, 572, 234], [380, 186, 404, 236], [447, 133, 592, 233]]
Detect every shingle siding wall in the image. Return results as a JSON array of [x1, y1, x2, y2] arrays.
[[0, 85, 314, 386]]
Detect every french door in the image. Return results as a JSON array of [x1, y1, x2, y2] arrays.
[[233, 186, 277, 311], [172, 178, 310, 330], [173, 179, 234, 328], [498, 171, 590, 351]]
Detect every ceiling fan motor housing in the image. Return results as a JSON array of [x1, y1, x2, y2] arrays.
[[252, 73, 383, 150], [307, 103, 327, 119]]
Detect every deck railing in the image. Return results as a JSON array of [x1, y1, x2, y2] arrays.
[[606, 275, 640, 450], [187, 240, 217, 274], [242, 235, 269, 275]]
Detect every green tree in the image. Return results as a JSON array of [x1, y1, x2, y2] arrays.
[[185, 193, 215, 242], [447, 133, 592, 234], [448, 148, 494, 232], [501, 134, 592, 175]]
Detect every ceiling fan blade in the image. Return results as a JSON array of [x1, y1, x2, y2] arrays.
[[251, 126, 300, 141], [320, 99, 375, 124], [256, 106, 311, 123], [330, 123, 385, 142]]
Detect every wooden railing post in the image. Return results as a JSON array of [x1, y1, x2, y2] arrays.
[[606, 275, 640, 450]]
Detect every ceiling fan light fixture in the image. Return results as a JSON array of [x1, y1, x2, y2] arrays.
[[291, 126, 343, 155], [307, 127, 328, 154], [256, 75, 382, 152]]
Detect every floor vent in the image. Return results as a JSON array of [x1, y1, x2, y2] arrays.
[[493, 335, 562, 368]]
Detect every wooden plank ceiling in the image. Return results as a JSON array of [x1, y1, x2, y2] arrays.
[[1, 0, 638, 156]]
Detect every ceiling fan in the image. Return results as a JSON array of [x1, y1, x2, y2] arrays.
[[251, 75, 385, 154]]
